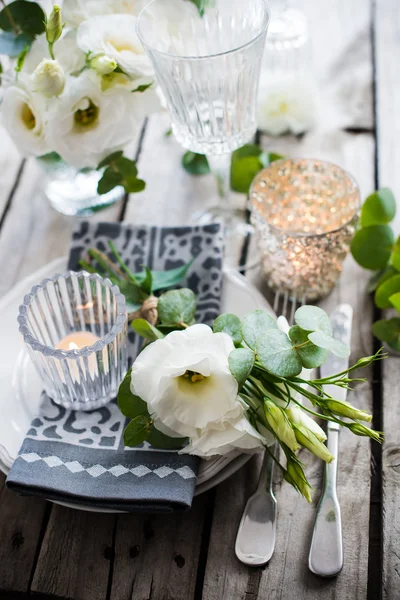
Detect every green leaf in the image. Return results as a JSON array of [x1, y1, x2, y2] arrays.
[[372, 318, 400, 351], [97, 151, 123, 169], [360, 188, 396, 227], [391, 236, 400, 271], [115, 156, 138, 179], [123, 415, 151, 446], [117, 279, 148, 308], [368, 266, 398, 293], [188, 0, 212, 16], [228, 348, 255, 387], [118, 369, 149, 418], [0, 1, 45, 35], [147, 425, 187, 450], [97, 166, 123, 194], [294, 305, 332, 336], [375, 273, 400, 309], [389, 292, 400, 312], [140, 267, 153, 295], [124, 177, 146, 193], [132, 318, 165, 341], [256, 330, 302, 377], [351, 225, 394, 270], [213, 313, 243, 346], [132, 82, 153, 93], [308, 331, 350, 358], [0, 30, 33, 57], [289, 325, 328, 368], [158, 288, 196, 326], [181, 151, 210, 175], [241, 309, 277, 350], [14, 43, 29, 73], [164, 128, 172, 137], [230, 156, 263, 194], [144, 260, 194, 291]]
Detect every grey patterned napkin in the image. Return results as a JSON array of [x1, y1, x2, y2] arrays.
[[7, 222, 223, 512]]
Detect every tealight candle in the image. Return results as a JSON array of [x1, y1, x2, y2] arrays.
[[56, 331, 100, 352]]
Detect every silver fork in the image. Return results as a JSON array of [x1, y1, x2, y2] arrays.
[[235, 290, 305, 566]]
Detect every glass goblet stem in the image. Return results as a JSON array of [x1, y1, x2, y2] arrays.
[[206, 153, 232, 205]]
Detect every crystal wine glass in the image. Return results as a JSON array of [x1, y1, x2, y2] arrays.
[[137, 0, 270, 266]]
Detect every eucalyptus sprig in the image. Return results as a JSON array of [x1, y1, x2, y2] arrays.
[[0, 0, 45, 57], [96, 151, 146, 196], [119, 293, 384, 501], [350, 188, 400, 350], [80, 241, 193, 322]]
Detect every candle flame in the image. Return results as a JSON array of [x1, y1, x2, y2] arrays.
[[69, 342, 79, 350], [76, 301, 94, 310]]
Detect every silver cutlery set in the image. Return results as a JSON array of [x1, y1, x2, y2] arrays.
[[235, 302, 353, 577]]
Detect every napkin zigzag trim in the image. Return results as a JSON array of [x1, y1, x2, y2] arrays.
[[18, 453, 196, 480]]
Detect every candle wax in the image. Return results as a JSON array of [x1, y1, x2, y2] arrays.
[[56, 331, 100, 351]]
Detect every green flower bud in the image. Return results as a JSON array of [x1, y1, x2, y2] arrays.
[[264, 399, 299, 452], [46, 5, 63, 45], [293, 423, 334, 463], [284, 458, 312, 502], [325, 399, 372, 423], [347, 422, 383, 443], [286, 405, 326, 442], [90, 55, 117, 76]]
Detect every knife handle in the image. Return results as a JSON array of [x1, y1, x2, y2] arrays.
[[308, 425, 343, 577]]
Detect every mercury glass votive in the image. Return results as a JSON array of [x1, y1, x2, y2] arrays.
[[250, 158, 360, 300], [18, 271, 128, 410]]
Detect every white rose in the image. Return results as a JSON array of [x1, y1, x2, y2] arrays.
[[257, 72, 319, 136], [31, 59, 66, 97], [45, 72, 142, 168], [1, 80, 49, 156], [23, 31, 86, 75], [130, 324, 264, 457], [77, 15, 153, 77], [63, 0, 145, 26]]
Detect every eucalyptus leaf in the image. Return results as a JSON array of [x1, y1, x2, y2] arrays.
[[375, 273, 400, 309], [213, 313, 243, 346], [181, 151, 210, 175], [118, 369, 149, 418], [360, 188, 396, 227], [0, 30, 33, 56], [0, 1, 45, 35], [132, 318, 165, 341], [228, 348, 255, 387], [289, 325, 328, 368], [147, 425, 187, 449], [115, 156, 138, 179], [97, 151, 123, 169], [372, 318, 400, 351], [230, 156, 263, 194], [308, 331, 350, 358], [391, 236, 400, 271], [123, 415, 151, 446], [351, 225, 394, 270], [294, 305, 332, 335], [368, 266, 398, 293], [389, 292, 400, 312], [158, 288, 196, 326], [97, 167, 123, 194], [256, 330, 302, 377], [241, 309, 277, 350]]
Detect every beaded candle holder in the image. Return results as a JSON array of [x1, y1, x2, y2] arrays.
[[18, 271, 128, 411], [250, 158, 360, 301]]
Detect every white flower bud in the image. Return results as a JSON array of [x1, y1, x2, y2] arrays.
[[32, 59, 66, 98], [90, 55, 117, 76]]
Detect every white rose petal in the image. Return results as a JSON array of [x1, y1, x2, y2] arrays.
[[32, 59, 66, 97], [1, 80, 49, 156], [23, 31, 86, 75], [131, 324, 240, 439], [257, 72, 319, 136], [77, 14, 153, 77], [63, 0, 145, 26], [45, 72, 143, 168]]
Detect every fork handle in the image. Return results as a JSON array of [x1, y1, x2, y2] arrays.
[[308, 426, 343, 577]]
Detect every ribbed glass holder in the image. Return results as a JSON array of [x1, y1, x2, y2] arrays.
[[18, 271, 128, 411]]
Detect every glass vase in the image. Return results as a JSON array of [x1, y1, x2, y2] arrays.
[[37, 156, 124, 217]]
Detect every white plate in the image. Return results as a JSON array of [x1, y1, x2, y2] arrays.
[[0, 257, 273, 510]]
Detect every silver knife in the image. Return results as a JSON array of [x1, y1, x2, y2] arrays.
[[308, 303, 353, 577]]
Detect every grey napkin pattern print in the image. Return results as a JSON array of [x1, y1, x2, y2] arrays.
[[6, 222, 223, 512]]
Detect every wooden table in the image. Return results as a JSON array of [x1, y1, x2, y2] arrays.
[[0, 0, 399, 598]]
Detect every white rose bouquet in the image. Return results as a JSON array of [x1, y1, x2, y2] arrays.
[[0, 1, 162, 195], [117, 282, 384, 502]]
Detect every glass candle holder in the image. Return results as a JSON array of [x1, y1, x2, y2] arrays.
[[250, 158, 360, 301], [18, 271, 128, 411]]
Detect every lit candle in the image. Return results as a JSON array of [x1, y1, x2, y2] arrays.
[[56, 331, 108, 382]]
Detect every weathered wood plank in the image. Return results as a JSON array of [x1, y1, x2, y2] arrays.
[[110, 496, 206, 600], [31, 506, 115, 600], [375, 1, 400, 598], [0, 474, 48, 594], [0, 127, 25, 219]]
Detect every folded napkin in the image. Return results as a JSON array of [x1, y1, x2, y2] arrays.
[[7, 221, 223, 512]]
